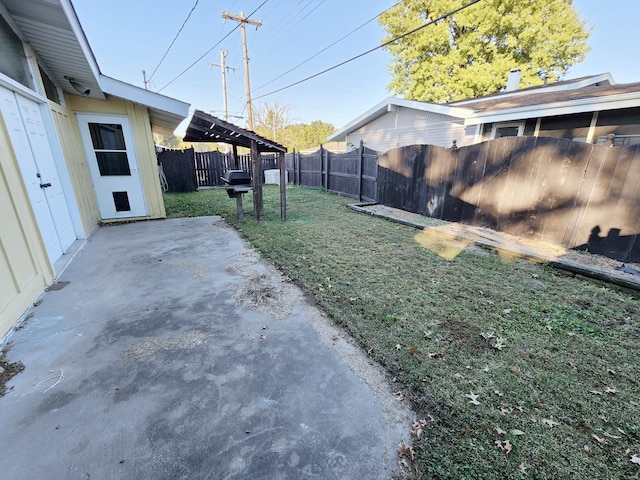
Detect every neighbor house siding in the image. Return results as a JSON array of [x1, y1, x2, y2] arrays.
[[0, 112, 53, 337], [65, 94, 166, 220], [346, 108, 466, 152]]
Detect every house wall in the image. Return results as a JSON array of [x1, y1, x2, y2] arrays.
[[0, 111, 53, 338], [346, 108, 466, 152], [50, 98, 99, 235], [65, 94, 166, 220]]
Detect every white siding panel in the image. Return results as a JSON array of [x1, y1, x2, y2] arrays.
[[347, 122, 466, 154]]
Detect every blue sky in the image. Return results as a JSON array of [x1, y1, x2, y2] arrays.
[[71, 0, 640, 133]]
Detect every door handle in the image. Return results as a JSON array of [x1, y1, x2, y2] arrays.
[[40, 182, 52, 189]]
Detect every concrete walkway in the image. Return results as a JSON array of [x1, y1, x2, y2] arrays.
[[0, 217, 410, 479]]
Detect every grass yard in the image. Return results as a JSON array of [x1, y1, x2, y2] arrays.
[[165, 186, 640, 479]]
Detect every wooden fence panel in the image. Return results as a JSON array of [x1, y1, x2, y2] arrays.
[[299, 153, 322, 188], [157, 148, 196, 192], [377, 137, 640, 262]]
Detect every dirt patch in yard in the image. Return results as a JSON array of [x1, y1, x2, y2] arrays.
[[123, 331, 209, 359], [233, 272, 294, 319]]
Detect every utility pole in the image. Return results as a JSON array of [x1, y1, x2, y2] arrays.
[[142, 70, 149, 90], [221, 10, 262, 130], [208, 50, 237, 122]]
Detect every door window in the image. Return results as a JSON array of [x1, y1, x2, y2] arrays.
[[88, 123, 131, 176]]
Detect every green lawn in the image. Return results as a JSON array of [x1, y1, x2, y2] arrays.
[[165, 186, 640, 479]]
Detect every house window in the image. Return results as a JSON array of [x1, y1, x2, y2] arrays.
[[491, 122, 525, 139], [0, 14, 32, 89], [38, 64, 61, 104]]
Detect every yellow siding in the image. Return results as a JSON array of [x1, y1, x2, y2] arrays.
[[0, 113, 52, 338], [65, 94, 166, 220], [51, 99, 99, 235]]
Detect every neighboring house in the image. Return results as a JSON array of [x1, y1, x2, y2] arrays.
[[0, 0, 190, 338], [328, 71, 640, 152]]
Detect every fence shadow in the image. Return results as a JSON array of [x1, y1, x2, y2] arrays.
[[377, 137, 640, 263]]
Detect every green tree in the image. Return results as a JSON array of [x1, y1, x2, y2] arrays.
[[379, 0, 590, 103]]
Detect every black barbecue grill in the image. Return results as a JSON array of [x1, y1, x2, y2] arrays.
[[217, 170, 253, 219]]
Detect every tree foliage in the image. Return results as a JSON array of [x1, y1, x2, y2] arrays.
[[254, 101, 334, 151], [379, 0, 591, 103]]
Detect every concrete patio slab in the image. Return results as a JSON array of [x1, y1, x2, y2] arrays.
[[0, 217, 411, 479]]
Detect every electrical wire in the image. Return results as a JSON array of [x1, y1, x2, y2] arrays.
[[158, 0, 271, 93], [254, 0, 482, 100], [148, 0, 200, 82], [254, 0, 404, 92]]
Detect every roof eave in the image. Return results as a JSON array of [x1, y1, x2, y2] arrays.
[[465, 91, 640, 126], [99, 75, 190, 132]]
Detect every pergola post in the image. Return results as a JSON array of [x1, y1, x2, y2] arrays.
[[279, 151, 286, 221], [251, 139, 261, 221]]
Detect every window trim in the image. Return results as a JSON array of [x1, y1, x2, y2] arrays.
[[490, 121, 525, 139]]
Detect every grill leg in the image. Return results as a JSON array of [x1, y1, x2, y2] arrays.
[[236, 194, 244, 220]]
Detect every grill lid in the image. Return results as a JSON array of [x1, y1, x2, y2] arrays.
[[222, 170, 252, 185]]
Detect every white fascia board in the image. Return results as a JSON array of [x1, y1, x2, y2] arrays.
[[464, 91, 640, 126], [99, 75, 190, 119], [59, 0, 102, 88], [327, 97, 472, 141], [453, 73, 615, 107]]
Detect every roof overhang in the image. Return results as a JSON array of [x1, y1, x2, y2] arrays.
[[327, 97, 473, 141], [99, 75, 190, 133], [184, 110, 287, 153], [2, 0, 105, 99], [465, 90, 640, 126], [2, 0, 190, 133], [452, 73, 616, 107]]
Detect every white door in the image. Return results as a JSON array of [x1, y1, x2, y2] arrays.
[[77, 114, 147, 219], [0, 85, 76, 264]]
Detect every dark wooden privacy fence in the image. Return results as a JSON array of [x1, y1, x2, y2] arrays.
[[157, 148, 197, 192], [378, 137, 640, 262], [285, 142, 378, 202], [158, 149, 277, 190]]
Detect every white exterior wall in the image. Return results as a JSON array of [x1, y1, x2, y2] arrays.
[[344, 107, 467, 153]]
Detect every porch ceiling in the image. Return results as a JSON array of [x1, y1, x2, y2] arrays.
[[3, 0, 105, 100], [183, 110, 287, 153]]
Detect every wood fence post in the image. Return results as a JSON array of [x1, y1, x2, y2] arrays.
[[358, 139, 364, 202], [320, 143, 326, 190], [279, 151, 286, 221], [251, 139, 261, 221]]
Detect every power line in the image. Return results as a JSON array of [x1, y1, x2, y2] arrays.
[[254, 0, 403, 92], [254, 0, 482, 101], [148, 0, 200, 82], [158, 0, 270, 93]]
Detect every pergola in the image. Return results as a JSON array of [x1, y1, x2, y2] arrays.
[[183, 109, 288, 221]]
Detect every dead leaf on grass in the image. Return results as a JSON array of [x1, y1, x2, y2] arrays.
[[412, 419, 428, 439], [604, 387, 618, 394], [398, 442, 415, 460], [428, 352, 441, 359], [519, 462, 527, 474], [493, 337, 507, 350], [395, 391, 405, 402], [592, 434, 607, 445], [408, 347, 419, 355], [495, 427, 507, 435], [543, 418, 561, 427], [589, 390, 604, 395], [465, 392, 480, 405], [494, 439, 512, 455], [395, 344, 402, 350], [511, 429, 525, 436], [631, 455, 640, 465], [494, 390, 504, 397]]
